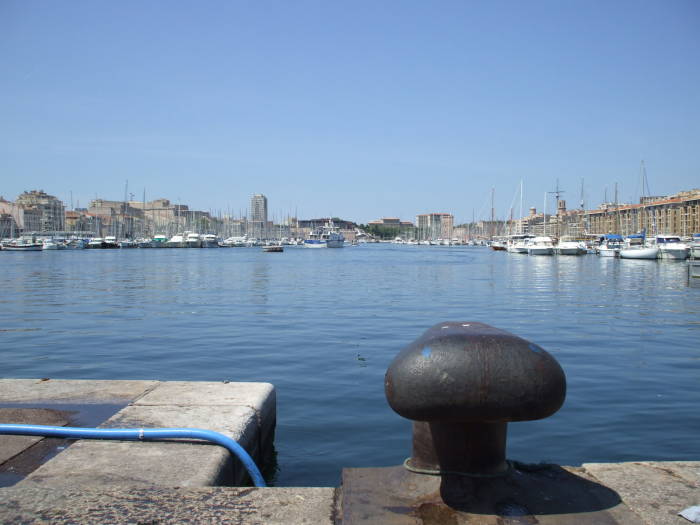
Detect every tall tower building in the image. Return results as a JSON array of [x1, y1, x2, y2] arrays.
[[249, 194, 268, 239], [250, 194, 268, 223]]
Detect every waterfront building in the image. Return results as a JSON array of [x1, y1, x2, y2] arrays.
[[0, 213, 19, 238], [14, 190, 65, 232], [509, 189, 700, 238], [585, 189, 700, 237], [0, 197, 42, 235], [416, 213, 454, 241], [367, 217, 416, 240], [87, 199, 145, 238], [249, 194, 268, 239]]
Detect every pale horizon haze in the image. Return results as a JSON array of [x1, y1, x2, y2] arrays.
[[1, 1, 699, 224]]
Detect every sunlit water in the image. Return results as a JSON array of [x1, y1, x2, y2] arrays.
[[1, 245, 698, 486]]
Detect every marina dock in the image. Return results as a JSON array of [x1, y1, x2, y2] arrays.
[[1, 378, 697, 524]]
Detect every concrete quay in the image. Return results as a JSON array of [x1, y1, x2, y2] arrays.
[[1, 379, 698, 524]]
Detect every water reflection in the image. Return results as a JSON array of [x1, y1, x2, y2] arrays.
[[250, 258, 271, 309]]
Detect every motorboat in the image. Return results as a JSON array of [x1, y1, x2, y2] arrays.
[[87, 237, 105, 249], [556, 237, 587, 255], [596, 234, 623, 257], [201, 234, 220, 248], [65, 238, 87, 249], [527, 236, 555, 255], [507, 234, 535, 254], [119, 240, 136, 249], [86, 237, 118, 249], [103, 236, 120, 249], [220, 236, 247, 247], [304, 220, 345, 248], [166, 234, 186, 248], [490, 238, 507, 251], [654, 235, 689, 260], [1, 238, 43, 251], [42, 239, 63, 250], [185, 232, 202, 248], [135, 238, 153, 248], [151, 234, 168, 248], [619, 234, 659, 260]]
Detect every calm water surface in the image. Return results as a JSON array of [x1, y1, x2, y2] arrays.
[[1, 245, 698, 486]]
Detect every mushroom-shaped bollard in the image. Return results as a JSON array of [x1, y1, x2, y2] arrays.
[[385, 321, 566, 476]]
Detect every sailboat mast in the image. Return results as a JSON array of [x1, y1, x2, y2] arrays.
[[491, 187, 495, 239], [519, 180, 523, 234], [543, 192, 547, 237]]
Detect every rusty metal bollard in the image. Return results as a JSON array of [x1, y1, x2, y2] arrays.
[[385, 321, 566, 476]]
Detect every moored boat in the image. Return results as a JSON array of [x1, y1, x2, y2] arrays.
[[527, 236, 555, 255], [201, 234, 220, 248], [166, 234, 186, 248], [185, 232, 202, 248], [304, 220, 345, 248], [1, 238, 43, 251], [151, 234, 168, 248], [596, 234, 623, 257], [507, 234, 535, 254], [556, 237, 587, 255], [654, 234, 689, 260], [619, 234, 659, 260], [103, 236, 120, 249]]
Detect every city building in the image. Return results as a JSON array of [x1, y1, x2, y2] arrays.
[[415, 213, 454, 240], [249, 194, 268, 239], [0, 196, 41, 235], [15, 190, 65, 232]]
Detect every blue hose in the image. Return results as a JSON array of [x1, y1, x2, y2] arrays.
[[0, 424, 266, 487]]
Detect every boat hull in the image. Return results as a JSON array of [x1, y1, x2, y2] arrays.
[[528, 247, 554, 255], [598, 248, 619, 257], [557, 248, 585, 255], [304, 240, 326, 248], [659, 248, 689, 260], [620, 247, 659, 259], [2, 244, 43, 251]]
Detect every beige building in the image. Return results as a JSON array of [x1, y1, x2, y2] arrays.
[[14, 190, 65, 232], [585, 189, 700, 237], [511, 189, 700, 238], [0, 197, 41, 234], [416, 213, 453, 240]]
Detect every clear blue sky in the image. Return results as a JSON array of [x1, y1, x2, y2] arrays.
[[2, 1, 698, 224]]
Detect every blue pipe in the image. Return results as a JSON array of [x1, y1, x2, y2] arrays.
[[0, 424, 266, 487]]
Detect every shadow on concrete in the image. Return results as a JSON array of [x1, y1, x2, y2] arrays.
[[342, 462, 636, 524]]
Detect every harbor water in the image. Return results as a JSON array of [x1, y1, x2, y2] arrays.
[[1, 245, 698, 486]]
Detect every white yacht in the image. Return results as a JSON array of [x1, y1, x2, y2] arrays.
[[87, 237, 104, 249], [527, 236, 555, 255], [42, 239, 61, 250], [185, 232, 202, 248], [556, 237, 587, 255], [597, 234, 623, 257], [135, 238, 153, 248], [654, 235, 689, 260], [201, 234, 219, 248], [619, 234, 659, 260], [103, 236, 119, 249], [220, 236, 247, 247], [507, 234, 534, 254], [166, 234, 186, 248], [304, 220, 345, 248], [150, 234, 168, 247]]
